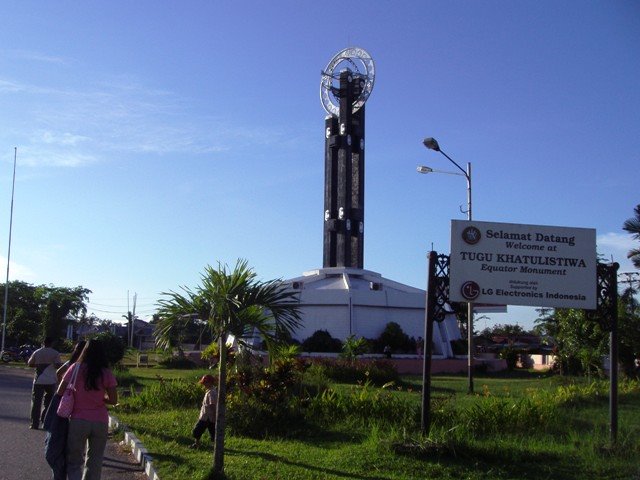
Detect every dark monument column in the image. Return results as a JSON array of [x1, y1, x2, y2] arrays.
[[322, 64, 370, 269]]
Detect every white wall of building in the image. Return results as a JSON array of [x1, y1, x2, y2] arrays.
[[285, 267, 462, 357]]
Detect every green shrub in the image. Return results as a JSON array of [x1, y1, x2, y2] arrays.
[[120, 377, 202, 411], [311, 358, 399, 386], [91, 331, 126, 366], [374, 322, 415, 354], [499, 347, 518, 370], [301, 330, 342, 353], [430, 385, 568, 437], [157, 356, 196, 369], [200, 341, 239, 367], [200, 342, 218, 366], [432, 380, 639, 439], [272, 344, 302, 361], [306, 381, 419, 428], [340, 335, 370, 361], [57, 338, 75, 353], [113, 365, 139, 389], [301, 363, 331, 397], [551, 380, 640, 405], [450, 339, 466, 355], [225, 357, 307, 437], [453, 395, 558, 436], [226, 391, 306, 437]]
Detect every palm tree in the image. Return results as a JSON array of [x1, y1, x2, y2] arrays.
[[623, 204, 640, 269], [155, 259, 301, 478], [340, 335, 368, 363]]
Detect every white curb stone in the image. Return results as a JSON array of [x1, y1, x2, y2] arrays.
[[109, 415, 160, 480]]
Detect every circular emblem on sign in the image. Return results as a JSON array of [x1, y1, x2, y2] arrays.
[[460, 281, 480, 301], [461, 226, 481, 245], [320, 47, 375, 117]]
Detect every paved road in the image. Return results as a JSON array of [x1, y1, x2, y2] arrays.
[[0, 365, 147, 480]]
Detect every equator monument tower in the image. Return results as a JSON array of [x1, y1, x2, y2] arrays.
[[285, 48, 461, 362]]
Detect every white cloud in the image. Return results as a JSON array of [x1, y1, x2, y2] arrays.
[[597, 232, 636, 272], [0, 74, 284, 166], [7, 49, 68, 65], [0, 79, 25, 93], [40, 131, 91, 146], [16, 144, 97, 168], [598, 232, 634, 254], [0, 257, 37, 282]]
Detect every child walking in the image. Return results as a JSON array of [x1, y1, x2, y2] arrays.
[[191, 374, 218, 448]]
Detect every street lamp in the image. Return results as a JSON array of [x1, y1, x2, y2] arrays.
[[418, 137, 475, 394]]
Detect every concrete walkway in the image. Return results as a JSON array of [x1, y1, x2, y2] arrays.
[[0, 365, 147, 480]]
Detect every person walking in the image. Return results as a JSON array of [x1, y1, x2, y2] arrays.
[[27, 336, 62, 429], [41, 340, 87, 480], [190, 374, 218, 449], [57, 339, 118, 480]]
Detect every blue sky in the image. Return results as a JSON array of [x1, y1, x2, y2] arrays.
[[0, 1, 638, 330]]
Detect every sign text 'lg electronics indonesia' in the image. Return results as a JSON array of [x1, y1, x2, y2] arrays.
[[450, 220, 597, 309]]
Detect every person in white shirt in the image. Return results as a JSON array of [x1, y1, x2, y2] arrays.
[[190, 374, 218, 448], [27, 337, 62, 429]]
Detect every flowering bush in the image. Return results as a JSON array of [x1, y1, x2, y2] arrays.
[[225, 358, 307, 436]]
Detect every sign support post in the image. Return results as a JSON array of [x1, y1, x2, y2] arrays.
[[421, 252, 450, 436], [588, 262, 619, 444]]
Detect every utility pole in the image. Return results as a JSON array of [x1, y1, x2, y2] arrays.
[[131, 293, 137, 348], [1, 148, 17, 355], [124, 290, 137, 348]]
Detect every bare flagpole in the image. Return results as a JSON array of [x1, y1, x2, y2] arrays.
[[1, 147, 17, 354]]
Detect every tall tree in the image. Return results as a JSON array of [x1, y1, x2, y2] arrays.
[[2, 281, 42, 344], [480, 323, 529, 339], [533, 307, 555, 337], [2, 282, 90, 344], [155, 259, 301, 477], [623, 204, 640, 269], [37, 286, 91, 340], [618, 277, 640, 375], [546, 308, 608, 376]]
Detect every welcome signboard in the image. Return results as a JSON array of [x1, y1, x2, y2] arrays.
[[450, 220, 597, 309]]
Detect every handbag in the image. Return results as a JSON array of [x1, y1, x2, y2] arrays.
[[57, 363, 80, 418]]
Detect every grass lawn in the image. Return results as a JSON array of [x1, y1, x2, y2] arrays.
[[112, 368, 640, 480]]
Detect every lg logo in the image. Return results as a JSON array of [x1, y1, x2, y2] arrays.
[[460, 281, 480, 301]]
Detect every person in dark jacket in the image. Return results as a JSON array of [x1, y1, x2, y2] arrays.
[[43, 393, 68, 480], [43, 340, 86, 480]]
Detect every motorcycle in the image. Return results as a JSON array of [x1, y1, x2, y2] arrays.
[[1, 346, 21, 363], [0, 344, 35, 363]]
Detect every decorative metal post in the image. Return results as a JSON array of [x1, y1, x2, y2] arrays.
[[421, 252, 450, 435], [587, 261, 619, 444]]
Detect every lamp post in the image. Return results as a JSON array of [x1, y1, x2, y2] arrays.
[[418, 137, 475, 394]]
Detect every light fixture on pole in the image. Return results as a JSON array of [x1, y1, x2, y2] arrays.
[[418, 137, 475, 394]]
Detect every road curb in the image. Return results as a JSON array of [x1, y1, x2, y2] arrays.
[[109, 415, 160, 480]]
